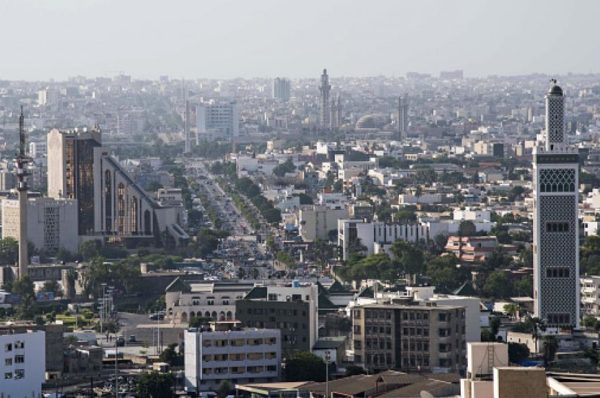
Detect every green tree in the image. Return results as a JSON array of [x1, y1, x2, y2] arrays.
[[503, 303, 521, 319], [543, 335, 558, 367], [136, 372, 174, 398], [394, 208, 417, 223], [80, 240, 101, 261], [425, 255, 469, 293], [0, 237, 19, 265], [284, 352, 326, 382], [508, 342, 530, 363], [159, 343, 183, 366], [519, 248, 533, 268], [513, 277, 532, 297], [483, 271, 513, 298], [216, 380, 233, 398], [483, 247, 512, 270], [390, 240, 424, 284], [458, 221, 477, 237], [12, 276, 35, 319], [583, 315, 599, 330], [273, 158, 296, 177]]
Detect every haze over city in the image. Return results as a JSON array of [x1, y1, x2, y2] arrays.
[[2, 0, 600, 80], [4, 1, 600, 397]]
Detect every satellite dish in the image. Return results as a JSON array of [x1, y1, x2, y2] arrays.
[[420, 392, 435, 398]]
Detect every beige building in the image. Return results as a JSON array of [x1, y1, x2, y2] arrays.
[[298, 205, 348, 242], [352, 303, 467, 373], [165, 278, 255, 323], [2, 197, 79, 253]]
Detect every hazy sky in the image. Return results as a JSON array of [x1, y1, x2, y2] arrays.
[[1, 0, 599, 81]]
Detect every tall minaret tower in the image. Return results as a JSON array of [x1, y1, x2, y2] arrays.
[[398, 95, 409, 141], [532, 80, 579, 329], [183, 81, 191, 154], [15, 106, 30, 278], [319, 69, 331, 129]]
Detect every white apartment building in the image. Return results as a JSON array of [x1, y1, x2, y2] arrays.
[[581, 276, 600, 317], [453, 208, 492, 223], [184, 324, 280, 393], [165, 279, 255, 324], [2, 197, 79, 253], [0, 329, 46, 398], [337, 219, 430, 261]]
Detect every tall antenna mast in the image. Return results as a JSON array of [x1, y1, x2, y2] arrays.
[[15, 106, 31, 278]]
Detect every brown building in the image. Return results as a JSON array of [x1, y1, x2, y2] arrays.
[[352, 303, 466, 373], [236, 285, 319, 356]]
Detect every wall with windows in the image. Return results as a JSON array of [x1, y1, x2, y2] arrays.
[[184, 328, 280, 393], [0, 330, 45, 398]]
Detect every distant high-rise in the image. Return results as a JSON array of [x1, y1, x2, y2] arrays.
[[195, 100, 240, 141], [319, 69, 331, 128], [183, 99, 191, 154], [272, 77, 291, 102], [532, 80, 580, 328], [398, 96, 409, 141], [440, 70, 464, 80], [47, 128, 101, 235]]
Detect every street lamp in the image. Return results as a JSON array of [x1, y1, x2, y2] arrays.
[[325, 351, 331, 398]]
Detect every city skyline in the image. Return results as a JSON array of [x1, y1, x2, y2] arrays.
[[1, 0, 600, 81]]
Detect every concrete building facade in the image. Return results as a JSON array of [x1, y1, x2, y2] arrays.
[[352, 303, 467, 373], [184, 323, 280, 393], [236, 284, 318, 355], [0, 329, 46, 398], [2, 197, 79, 254]]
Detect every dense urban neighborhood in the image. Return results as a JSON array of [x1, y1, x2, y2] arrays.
[[2, 2, 600, 396]]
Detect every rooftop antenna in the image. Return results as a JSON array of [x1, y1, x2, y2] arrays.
[[15, 106, 31, 278]]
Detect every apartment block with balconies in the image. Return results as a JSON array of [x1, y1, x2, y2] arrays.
[[581, 276, 600, 317], [184, 322, 281, 393], [352, 303, 466, 374]]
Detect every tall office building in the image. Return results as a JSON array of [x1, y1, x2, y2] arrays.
[[195, 100, 240, 141], [319, 69, 331, 128], [47, 128, 188, 245], [272, 77, 291, 102], [532, 80, 580, 328], [398, 96, 409, 141], [47, 128, 101, 235]]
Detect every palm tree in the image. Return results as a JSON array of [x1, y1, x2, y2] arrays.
[[503, 303, 521, 320]]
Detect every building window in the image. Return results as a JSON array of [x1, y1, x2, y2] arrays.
[[104, 170, 112, 231], [130, 196, 138, 234], [14, 355, 24, 364], [546, 222, 569, 233], [4, 343, 12, 352], [547, 313, 570, 325], [117, 183, 126, 233], [5, 358, 12, 366], [4, 372, 12, 379], [546, 268, 570, 278]]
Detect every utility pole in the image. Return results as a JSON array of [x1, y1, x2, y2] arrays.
[[115, 337, 119, 398], [325, 350, 331, 398]]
